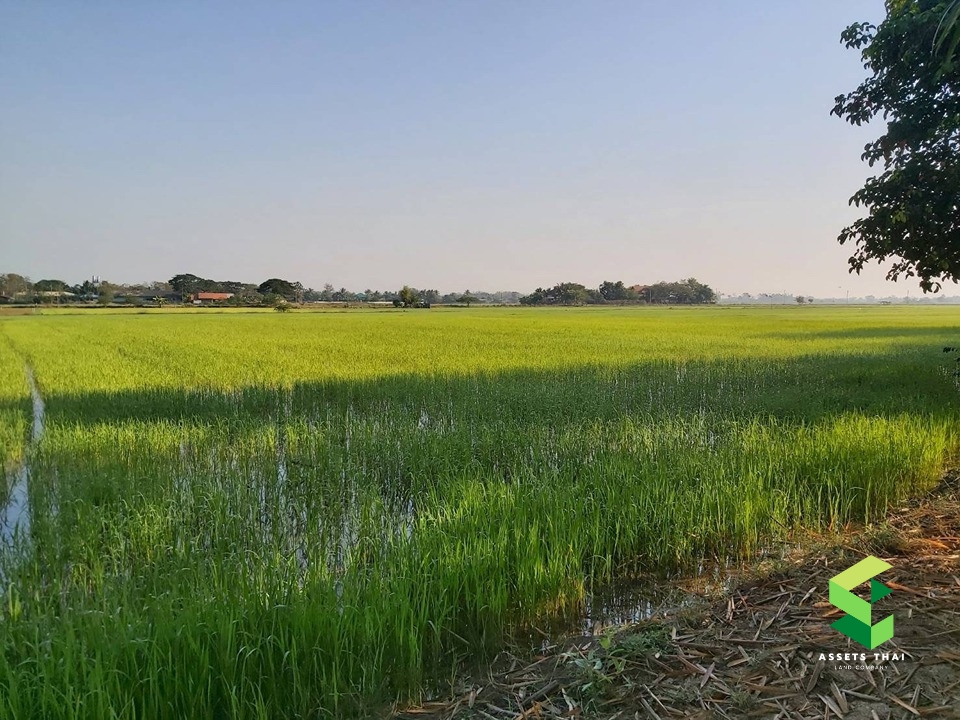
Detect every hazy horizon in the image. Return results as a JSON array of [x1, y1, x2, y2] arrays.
[[5, 0, 953, 298]]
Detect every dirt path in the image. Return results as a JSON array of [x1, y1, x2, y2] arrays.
[[394, 475, 960, 719]]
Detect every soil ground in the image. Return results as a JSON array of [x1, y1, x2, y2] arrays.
[[393, 473, 960, 719]]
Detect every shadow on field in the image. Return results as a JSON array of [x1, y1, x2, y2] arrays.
[[4, 344, 957, 430], [769, 325, 960, 341]]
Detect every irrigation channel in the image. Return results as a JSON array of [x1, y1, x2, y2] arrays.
[[0, 367, 43, 548]]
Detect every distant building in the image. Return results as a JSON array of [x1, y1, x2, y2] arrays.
[[189, 292, 234, 304]]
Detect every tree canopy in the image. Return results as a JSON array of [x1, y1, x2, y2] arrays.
[[257, 278, 301, 299], [520, 283, 591, 306], [397, 285, 419, 307], [519, 279, 716, 306], [646, 278, 716, 305], [0, 273, 31, 297], [833, 0, 960, 292], [32, 279, 69, 293], [598, 280, 638, 302]]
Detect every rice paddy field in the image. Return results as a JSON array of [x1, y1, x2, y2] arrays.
[[0, 305, 958, 719]]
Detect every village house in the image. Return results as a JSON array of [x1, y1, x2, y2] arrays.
[[188, 292, 234, 304]]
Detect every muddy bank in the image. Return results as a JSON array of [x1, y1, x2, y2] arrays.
[[393, 474, 960, 719]]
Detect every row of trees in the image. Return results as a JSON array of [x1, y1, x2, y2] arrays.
[[4, 272, 718, 307], [519, 278, 717, 306], [2, 274, 91, 299], [0, 274, 145, 304], [170, 275, 518, 306], [0, 273, 521, 307], [167, 274, 305, 303]]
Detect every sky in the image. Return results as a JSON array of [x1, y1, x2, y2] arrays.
[[3, 0, 934, 298]]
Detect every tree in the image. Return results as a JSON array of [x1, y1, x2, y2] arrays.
[[555, 283, 589, 305], [519, 288, 547, 305], [170, 274, 254, 298], [646, 278, 716, 305], [33, 279, 68, 293], [795, 295, 807, 304], [833, 1, 960, 292], [0, 273, 32, 299], [599, 280, 631, 302], [457, 291, 479, 307], [681, 278, 716, 304], [169, 274, 205, 297], [97, 282, 116, 306], [398, 285, 419, 307], [70, 280, 98, 300], [518, 283, 591, 306], [257, 278, 298, 299], [218, 281, 247, 295]]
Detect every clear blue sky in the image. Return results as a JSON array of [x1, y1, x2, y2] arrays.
[[3, 0, 915, 296]]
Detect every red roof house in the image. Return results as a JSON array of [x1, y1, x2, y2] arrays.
[[189, 292, 234, 303]]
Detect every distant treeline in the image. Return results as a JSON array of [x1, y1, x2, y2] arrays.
[[166, 274, 522, 306], [0, 272, 520, 307], [1, 272, 715, 307], [520, 279, 716, 305]]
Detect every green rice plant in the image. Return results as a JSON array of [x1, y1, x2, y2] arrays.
[[0, 338, 29, 473]]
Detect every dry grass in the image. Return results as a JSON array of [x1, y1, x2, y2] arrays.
[[394, 473, 960, 719]]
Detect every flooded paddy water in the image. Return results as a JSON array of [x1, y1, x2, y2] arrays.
[[1, 368, 44, 547]]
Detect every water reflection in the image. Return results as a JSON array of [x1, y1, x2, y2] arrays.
[[1, 368, 45, 546]]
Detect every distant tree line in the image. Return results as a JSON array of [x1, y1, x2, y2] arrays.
[[0, 272, 523, 308], [519, 278, 717, 306], [0, 273, 141, 306], [2, 271, 716, 308]]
